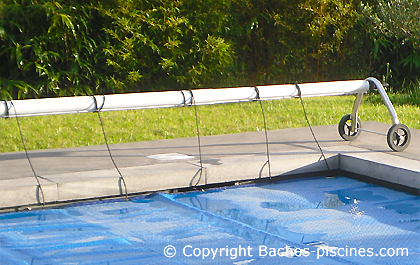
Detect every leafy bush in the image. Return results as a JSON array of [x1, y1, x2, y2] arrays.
[[0, 0, 419, 99], [360, 0, 420, 92], [101, 0, 234, 92], [0, 0, 110, 99]]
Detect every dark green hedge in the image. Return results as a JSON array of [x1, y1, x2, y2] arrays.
[[1, 0, 419, 99]]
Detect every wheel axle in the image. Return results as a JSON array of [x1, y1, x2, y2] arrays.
[[338, 114, 411, 152]]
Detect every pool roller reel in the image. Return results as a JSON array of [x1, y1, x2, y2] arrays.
[[338, 77, 411, 152], [0, 77, 411, 152]]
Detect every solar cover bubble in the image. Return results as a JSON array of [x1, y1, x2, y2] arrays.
[[0, 176, 419, 264]]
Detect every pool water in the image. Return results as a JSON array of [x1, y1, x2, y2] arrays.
[[0, 176, 419, 264]]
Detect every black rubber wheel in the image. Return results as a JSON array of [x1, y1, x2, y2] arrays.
[[387, 124, 411, 152], [338, 114, 362, 141]]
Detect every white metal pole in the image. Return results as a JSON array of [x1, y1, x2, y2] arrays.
[[0, 80, 370, 118], [365, 77, 399, 125]]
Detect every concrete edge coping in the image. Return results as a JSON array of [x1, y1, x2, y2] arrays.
[[0, 151, 418, 211]]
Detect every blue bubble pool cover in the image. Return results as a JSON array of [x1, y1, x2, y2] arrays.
[[0, 176, 419, 264]]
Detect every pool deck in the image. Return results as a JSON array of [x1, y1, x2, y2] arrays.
[[1, 121, 419, 210]]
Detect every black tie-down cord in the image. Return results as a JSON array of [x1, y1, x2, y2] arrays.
[[294, 84, 330, 171], [8, 101, 45, 208], [253, 86, 272, 180], [181, 90, 204, 187], [92, 96, 128, 200]]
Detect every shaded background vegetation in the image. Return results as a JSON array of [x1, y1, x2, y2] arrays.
[[1, 0, 419, 100]]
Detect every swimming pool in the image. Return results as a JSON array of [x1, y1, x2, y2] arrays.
[[1, 176, 419, 264]]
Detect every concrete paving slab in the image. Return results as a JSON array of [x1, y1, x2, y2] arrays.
[[48, 169, 124, 201], [349, 121, 420, 160], [339, 153, 419, 189], [0, 122, 418, 210], [121, 162, 202, 193], [0, 177, 57, 208]]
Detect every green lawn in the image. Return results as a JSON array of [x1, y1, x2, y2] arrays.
[[0, 94, 419, 153]]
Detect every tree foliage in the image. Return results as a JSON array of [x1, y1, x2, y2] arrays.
[[102, 0, 233, 91], [0, 0, 110, 99], [0, 0, 419, 99], [361, 0, 420, 91]]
